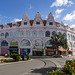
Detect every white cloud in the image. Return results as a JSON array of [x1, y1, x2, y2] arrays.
[[55, 15, 60, 19], [55, 9, 64, 14], [46, 16, 48, 19], [71, 24, 75, 28], [51, 0, 73, 7], [29, 5, 32, 9], [12, 18, 22, 22], [55, 8, 64, 19], [63, 10, 75, 21]]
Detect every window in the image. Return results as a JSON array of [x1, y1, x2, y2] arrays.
[[15, 31, 19, 37], [1, 40, 8, 46], [45, 31, 50, 37], [39, 31, 44, 37], [5, 32, 9, 38], [1, 33, 4, 38], [20, 31, 24, 37], [20, 39, 31, 46], [36, 22, 40, 25], [26, 31, 30, 37], [49, 22, 53, 25], [24, 22, 27, 25], [10, 32, 13, 38], [52, 31, 56, 36], [32, 31, 37, 37], [46, 40, 51, 46], [13, 24, 16, 26]]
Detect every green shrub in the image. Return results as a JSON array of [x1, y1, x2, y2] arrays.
[[4, 59, 9, 62], [47, 69, 62, 75], [10, 54, 20, 61], [21, 54, 25, 61], [16, 56, 21, 61], [1, 59, 5, 63], [27, 54, 30, 60]]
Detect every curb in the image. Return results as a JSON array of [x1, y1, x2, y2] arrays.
[[0, 59, 34, 66]]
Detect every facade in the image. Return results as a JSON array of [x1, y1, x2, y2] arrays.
[[0, 12, 75, 56]]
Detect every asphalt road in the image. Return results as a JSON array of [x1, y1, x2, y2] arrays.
[[0, 57, 73, 75]]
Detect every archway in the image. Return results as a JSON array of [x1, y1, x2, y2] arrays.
[[9, 40, 18, 55], [32, 39, 44, 56], [20, 39, 31, 55], [1, 40, 8, 54], [45, 40, 56, 56]]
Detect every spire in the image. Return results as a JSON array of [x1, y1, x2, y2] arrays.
[[22, 12, 29, 20], [35, 12, 41, 18], [24, 12, 27, 16], [48, 12, 54, 18]]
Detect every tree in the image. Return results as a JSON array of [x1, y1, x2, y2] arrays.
[[50, 32, 68, 55]]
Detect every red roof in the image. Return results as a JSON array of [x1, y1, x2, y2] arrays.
[[0, 20, 66, 29]]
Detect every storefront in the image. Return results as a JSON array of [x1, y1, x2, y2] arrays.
[[8, 40, 18, 55], [58, 49, 67, 56], [46, 49, 56, 56], [32, 39, 44, 56], [20, 48, 30, 55], [32, 49, 43, 56]]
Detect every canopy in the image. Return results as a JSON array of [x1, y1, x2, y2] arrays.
[[46, 49, 56, 51], [58, 49, 67, 52], [8, 48, 18, 51]]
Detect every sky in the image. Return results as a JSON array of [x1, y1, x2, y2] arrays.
[[0, 0, 75, 27]]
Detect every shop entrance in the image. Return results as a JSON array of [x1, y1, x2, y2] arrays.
[[32, 39, 44, 56], [8, 40, 18, 55]]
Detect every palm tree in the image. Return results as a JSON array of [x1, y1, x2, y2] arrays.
[[50, 32, 68, 55]]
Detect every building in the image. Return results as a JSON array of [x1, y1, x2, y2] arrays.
[[0, 12, 75, 56]]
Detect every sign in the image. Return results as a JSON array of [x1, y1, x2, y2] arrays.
[[20, 48, 30, 55], [33, 49, 43, 51]]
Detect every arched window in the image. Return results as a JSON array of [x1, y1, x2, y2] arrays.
[[1, 40, 8, 46], [20, 39, 31, 46], [63, 33, 66, 38], [10, 32, 13, 38], [15, 31, 19, 37], [20, 31, 24, 37], [45, 31, 50, 37], [46, 40, 51, 46], [1, 33, 4, 38], [10, 40, 18, 46], [26, 31, 31, 37], [5, 32, 9, 38], [32, 30, 37, 37], [52, 31, 56, 36], [39, 30, 44, 37]]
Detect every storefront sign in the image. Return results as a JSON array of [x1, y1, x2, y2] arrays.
[[20, 48, 30, 55], [33, 49, 43, 51]]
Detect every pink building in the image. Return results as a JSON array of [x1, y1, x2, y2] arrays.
[[0, 12, 75, 56]]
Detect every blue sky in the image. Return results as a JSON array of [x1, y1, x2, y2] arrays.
[[0, 0, 75, 27]]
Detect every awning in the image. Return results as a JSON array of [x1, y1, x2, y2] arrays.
[[46, 49, 56, 51], [8, 48, 18, 51], [68, 50, 73, 52], [58, 49, 67, 52]]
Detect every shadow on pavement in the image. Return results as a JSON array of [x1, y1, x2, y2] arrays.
[[29, 66, 62, 75]]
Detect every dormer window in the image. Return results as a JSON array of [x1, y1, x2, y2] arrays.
[[49, 22, 53, 25], [24, 22, 27, 25], [36, 22, 40, 25], [13, 24, 16, 26]]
